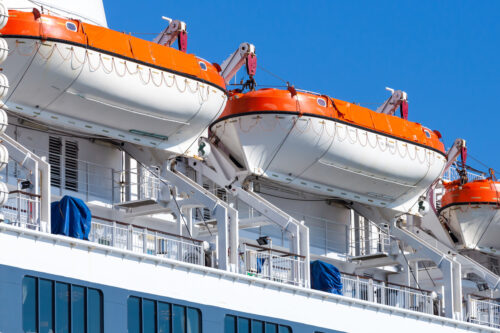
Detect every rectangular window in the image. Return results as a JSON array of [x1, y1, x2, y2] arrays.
[[39, 279, 54, 333], [158, 302, 171, 333], [172, 304, 185, 333], [128, 296, 202, 333], [143, 299, 157, 333], [224, 315, 292, 333], [186, 308, 201, 333], [71, 286, 85, 333], [87, 288, 103, 333], [22, 277, 37, 333], [128, 296, 141, 333], [22, 276, 103, 333], [55, 282, 70, 333]]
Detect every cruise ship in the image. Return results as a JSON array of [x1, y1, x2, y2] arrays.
[[0, 0, 498, 332]]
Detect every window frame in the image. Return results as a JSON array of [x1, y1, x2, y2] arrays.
[[224, 314, 292, 333]]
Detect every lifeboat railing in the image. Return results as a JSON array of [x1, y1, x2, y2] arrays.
[[113, 167, 161, 204], [466, 295, 500, 329], [340, 272, 434, 315], [242, 243, 307, 287], [89, 217, 205, 266], [442, 166, 485, 182]]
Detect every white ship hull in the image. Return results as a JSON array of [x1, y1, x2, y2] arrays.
[[3, 37, 227, 155], [212, 113, 447, 213]]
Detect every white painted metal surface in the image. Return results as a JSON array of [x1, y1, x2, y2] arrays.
[[441, 203, 500, 251], [3, 38, 227, 155], [212, 113, 446, 213], [0, 226, 496, 333]]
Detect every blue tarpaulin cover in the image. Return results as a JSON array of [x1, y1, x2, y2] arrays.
[[310, 260, 343, 295], [51, 196, 91, 240]]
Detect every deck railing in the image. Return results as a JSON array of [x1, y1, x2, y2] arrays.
[[2, 191, 41, 231], [467, 296, 500, 329], [242, 244, 306, 287], [442, 166, 485, 182], [89, 219, 204, 266], [341, 274, 434, 315]]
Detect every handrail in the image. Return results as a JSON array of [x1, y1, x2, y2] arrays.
[[92, 215, 204, 244], [9, 190, 41, 198], [340, 271, 433, 294], [244, 242, 305, 259]]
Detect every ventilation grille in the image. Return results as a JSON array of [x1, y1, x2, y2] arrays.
[[49, 136, 62, 188], [64, 140, 78, 192]]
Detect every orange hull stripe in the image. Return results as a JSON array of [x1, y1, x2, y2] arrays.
[[2, 11, 226, 91], [216, 89, 445, 153]]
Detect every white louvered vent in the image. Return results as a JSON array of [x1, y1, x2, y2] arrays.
[[49, 136, 62, 188], [64, 140, 79, 192]]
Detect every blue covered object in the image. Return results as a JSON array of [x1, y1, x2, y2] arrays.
[[51, 196, 91, 240], [310, 260, 343, 295]]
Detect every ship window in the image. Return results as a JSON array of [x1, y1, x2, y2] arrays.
[[71, 285, 85, 333], [22, 276, 103, 333], [22, 276, 37, 333], [423, 129, 431, 138], [128, 297, 141, 333], [224, 315, 236, 333], [252, 320, 264, 333], [128, 296, 202, 333], [66, 22, 77, 32], [40, 279, 54, 332], [187, 308, 201, 333], [199, 61, 208, 71], [88, 288, 104, 333], [317, 98, 327, 107], [56, 282, 70, 333], [158, 302, 171, 333], [143, 299, 157, 333], [172, 304, 186, 332], [224, 315, 292, 333]]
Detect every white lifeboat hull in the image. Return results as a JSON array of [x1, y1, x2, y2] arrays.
[[440, 204, 500, 251], [212, 113, 447, 213], [3, 38, 227, 155]]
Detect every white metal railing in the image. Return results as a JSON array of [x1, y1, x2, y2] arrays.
[[467, 296, 500, 329], [114, 167, 161, 203], [243, 246, 306, 287], [341, 275, 433, 315], [1, 191, 41, 231], [88, 220, 204, 266], [349, 220, 390, 258], [442, 166, 485, 182]]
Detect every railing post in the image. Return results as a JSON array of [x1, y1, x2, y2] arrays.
[[154, 231, 157, 255], [143, 228, 148, 254], [127, 224, 133, 251], [368, 279, 374, 302], [268, 250, 273, 281], [85, 162, 89, 202], [112, 221, 116, 247], [355, 276, 360, 300], [381, 281, 386, 305], [111, 169, 115, 203]]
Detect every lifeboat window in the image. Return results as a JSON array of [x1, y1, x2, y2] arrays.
[[199, 61, 208, 71], [317, 98, 327, 107], [424, 129, 432, 138], [66, 22, 77, 32]]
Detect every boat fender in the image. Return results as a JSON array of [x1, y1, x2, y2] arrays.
[[0, 108, 7, 135], [0, 1, 7, 30], [0, 144, 8, 171], [0, 181, 8, 207], [0, 37, 8, 64], [0, 73, 8, 100]]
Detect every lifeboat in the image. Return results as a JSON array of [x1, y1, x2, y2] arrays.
[[439, 178, 500, 251], [210, 88, 447, 213], [0, 10, 227, 155]]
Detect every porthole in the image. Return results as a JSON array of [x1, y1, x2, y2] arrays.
[[317, 98, 327, 107], [423, 129, 431, 138], [66, 22, 77, 32], [199, 61, 207, 71]]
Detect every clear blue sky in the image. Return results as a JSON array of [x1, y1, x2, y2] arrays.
[[105, 1, 499, 174]]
